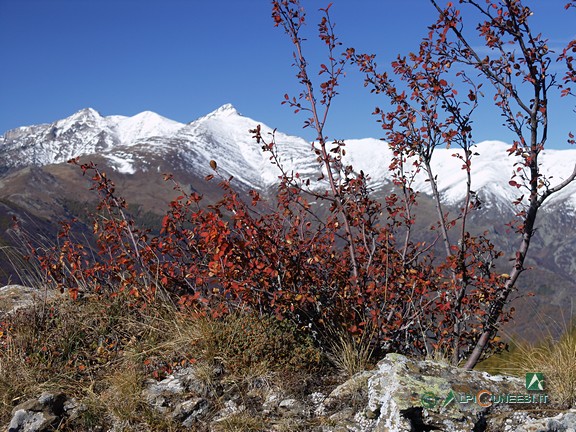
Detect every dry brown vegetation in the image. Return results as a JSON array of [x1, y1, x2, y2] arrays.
[[0, 292, 332, 431], [479, 323, 576, 408]]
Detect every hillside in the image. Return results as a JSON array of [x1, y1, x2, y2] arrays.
[[0, 105, 575, 340]]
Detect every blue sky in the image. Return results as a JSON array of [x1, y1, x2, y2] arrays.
[[1, 0, 574, 148]]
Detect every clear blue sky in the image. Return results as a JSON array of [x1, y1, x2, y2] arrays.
[[1, 0, 574, 148]]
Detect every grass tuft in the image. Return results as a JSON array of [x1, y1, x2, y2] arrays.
[[478, 323, 576, 407], [212, 412, 268, 432], [326, 326, 375, 377]]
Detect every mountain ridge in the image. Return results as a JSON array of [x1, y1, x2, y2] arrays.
[[1, 105, 576, 213], [0, 105, 574, 339]]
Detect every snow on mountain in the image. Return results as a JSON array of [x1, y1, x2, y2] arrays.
[[110, 111, 184, 145], [172, 103, 317, 188], [104, 153, 137, 175], [428, 141, 576, 210], [0, 108, 114, 168], [340, 139, 393, 189], [344, 139, 576, 211], [402, 140, 521, 208], [1, 105, 575, 212]]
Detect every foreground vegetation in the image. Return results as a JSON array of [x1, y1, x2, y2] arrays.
[[479, 322, 576, 408], [0, 293, 335, 430], [1, 290, 574, 430], [1, 1, 576, 427]]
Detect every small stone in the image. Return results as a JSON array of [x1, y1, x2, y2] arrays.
[[310, 392, 326, 405], [279, 398, 298, 409], [171, 397, 210, 428], [365, 405, 380, 420], [8, 409, 56, 432]]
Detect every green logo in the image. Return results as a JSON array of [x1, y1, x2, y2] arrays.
[[442, 390, 456, 408], [526, 373, 545, 391], [420, 391, 455, 409], [420, 392, 437, 409]]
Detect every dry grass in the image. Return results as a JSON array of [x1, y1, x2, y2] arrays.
[[326, 326, 375, 377], [512, 327, 576, 407], [212, 412, 268, 432], [0, 291, 327, 430], [425, 346, 452, 366], [180, 310, 324, 376], [0, 290, 199, 427], [479, 323, 576, 408], [100, 359, 147, 422]]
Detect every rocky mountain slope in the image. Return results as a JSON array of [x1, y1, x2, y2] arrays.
[[2, 105, 576, 211], [0, 105, 574, 338]]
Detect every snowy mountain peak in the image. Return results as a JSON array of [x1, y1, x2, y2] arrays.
[[113, 111, 184, 144], [214, 103, 238, 115], [68, 107, 102, 122], [52, 107, 106, 135], [197, 104, 240, 121]]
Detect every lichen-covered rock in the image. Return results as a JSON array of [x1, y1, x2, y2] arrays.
[[363, 353, 527, 432], [8, 393, 66, 432], [490, 409, 576, 432]]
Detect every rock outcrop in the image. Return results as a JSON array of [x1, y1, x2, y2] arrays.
[[7, 392, 83, 432], [6, 354, 573, 431], [0, 285, 59, 317]]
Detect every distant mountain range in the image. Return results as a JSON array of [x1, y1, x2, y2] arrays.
[[0, 105, 574, 338], [2, 104, 576, 212]]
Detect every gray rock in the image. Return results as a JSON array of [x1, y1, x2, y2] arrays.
[[329, 371, 374, 400], [62, 397, 85, 421], [8, 410, 56, 432], [260, 390, 284, 416], [143, 365, 220, 426], [279, 398, 299, 409], [363, 353, 526, 432], [501, 410, 576, 432], [142, 368, 196, 412], [172, 397, 210, 428], [172, 397, 208, 420], [0, 285, 59, 317], [8, 392, 66, 432]]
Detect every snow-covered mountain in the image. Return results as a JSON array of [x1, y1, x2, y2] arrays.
[[1, 104, 575, 212], [0, 107, 182, 171], [1, 105, 575, 336]]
